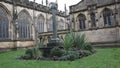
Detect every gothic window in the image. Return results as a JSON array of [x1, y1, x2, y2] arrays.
[[36, 15, 44, 33], [47, 17, 53, 31], [0, 6, 9, 39], [90, 12, 96, 27], [103, 8, 113, 26], [17, 10, 32, 40], [78, 14, 86, 29], [58, 19, 64, 30]]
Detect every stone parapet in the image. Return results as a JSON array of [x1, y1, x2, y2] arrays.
[[70, 0, 120, 13], [1, 0, 66, 17]]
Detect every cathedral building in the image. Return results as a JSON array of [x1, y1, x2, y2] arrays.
[[69, 0, 120, 46], [0, 0, 67, 52], [1, 0, 120, 52]]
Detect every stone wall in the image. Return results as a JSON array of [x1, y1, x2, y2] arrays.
[[78, 27, 119, 43], [0, 42, 14, 48], [38, 27, 120, 47], [17, 41, 34, 48], [0, 41, 34, 48]]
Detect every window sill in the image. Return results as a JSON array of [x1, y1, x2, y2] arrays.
[[17, 38, 34, 41], [0, 38, 12, 42], [89, 27, 98, 30], [103, 25, 116, 28], [77, 29, 89, 32]]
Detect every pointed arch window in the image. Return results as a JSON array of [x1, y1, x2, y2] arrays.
[[78, 14, 86, 29], [58, 19, 64, 30], [17, 10, 32, 40], [90, 12, 96, 27], [103, 8, 113, 26], [0, 6, 9, 39], [36, 15, 44, 33], [47, 18, 53, 31]]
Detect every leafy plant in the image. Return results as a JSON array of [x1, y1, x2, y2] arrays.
[[59, 55, 68, 61], [50, 47, 63, 57], [24, 49, 34, 59], [67, 51, 79, 61], [59, 51, 79, 61], [82, 43, 95, 52], [72, 34, 85, 50], [72, 33, 94, 51], [23, 47, 41, 60], [80, 50, 92, 57], [37, 39, 44, 48], [63, 33, 73, 51], [32, 47, 41, 58], [63, 32, 94, 51]]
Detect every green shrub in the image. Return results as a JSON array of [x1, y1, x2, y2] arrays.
[[83, 43, 94, 51], [59, 51, 79, 61], [25, 49, 34, 59], [67, 53, 78, 61], [32, 47, 41, 58], [81, 50, 92, 57], [73, 34, 87, 50], [63, 32, 94, 51], [37, 39, 44, 48], [59, 55, 69, 61], [68, 51, 79, 60], [50, 47, 63, 57], [63, 33, 73, 51], [71, 33, 94, 52], [69, 48, 77, 51], [24, 48, 41, 59]]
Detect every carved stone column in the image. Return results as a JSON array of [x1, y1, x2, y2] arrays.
[[47, 2, 60, 47]]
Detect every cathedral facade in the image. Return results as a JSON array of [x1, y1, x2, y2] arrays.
[[69, 0, 120, 46], [1, 0, 120, 52], [0, 0, 67, 52]]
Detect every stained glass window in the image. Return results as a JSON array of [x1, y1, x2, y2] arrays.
[[103, 8, 113, 26], [17, 10, 31, 40], [90, 12, 96, 27], [36, 15, 44, 33], [0, 7, 9, 39], [78, 14, 86, 29], [48, 17, 53, 31], [58, 19, 64, 30]]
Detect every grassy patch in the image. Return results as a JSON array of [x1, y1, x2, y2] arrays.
[[0, 48, 120, 68]]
